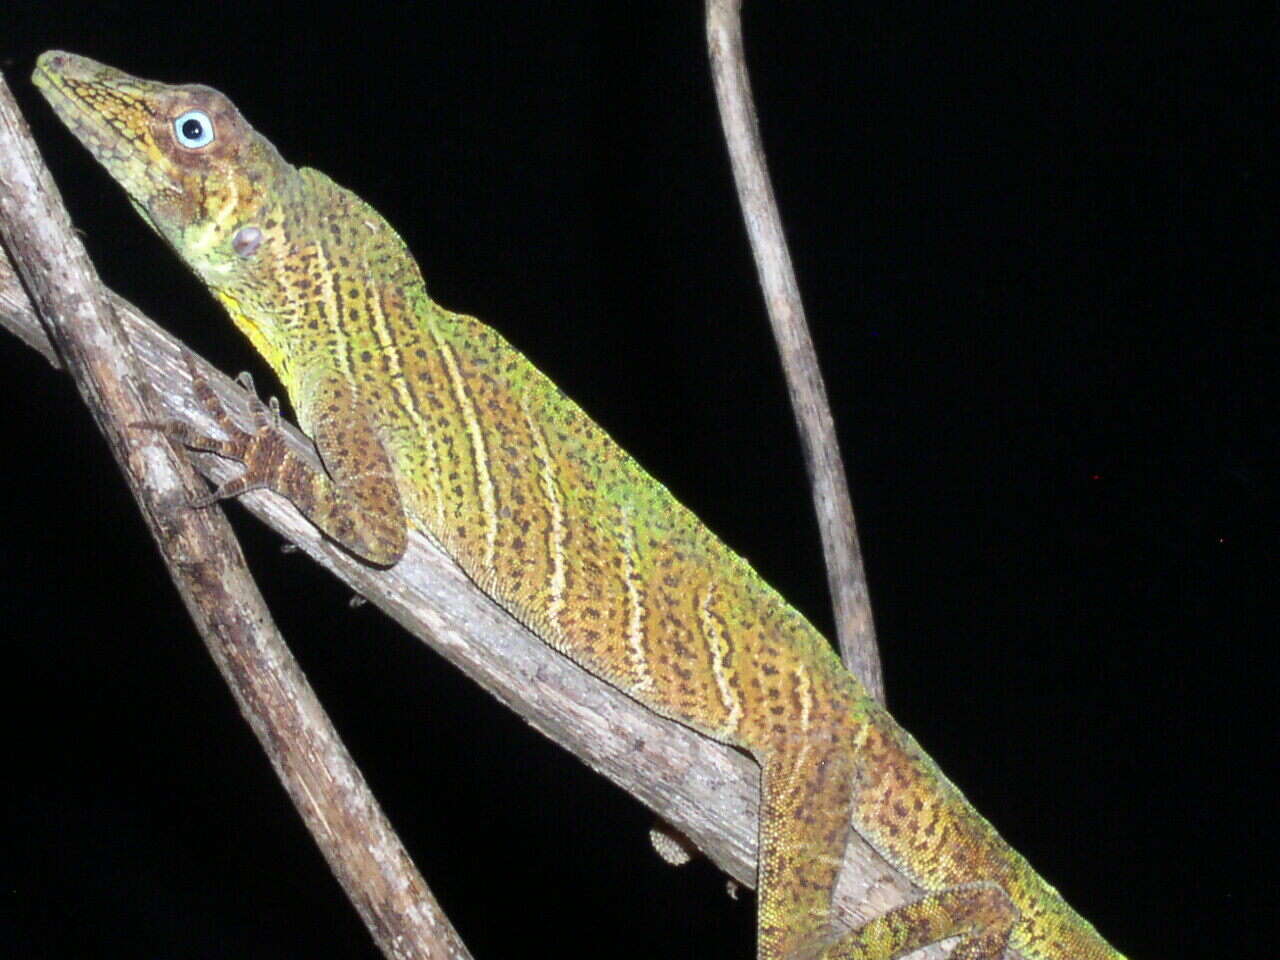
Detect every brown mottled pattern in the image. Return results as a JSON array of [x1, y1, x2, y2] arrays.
[[34, 51, 1127, 960]]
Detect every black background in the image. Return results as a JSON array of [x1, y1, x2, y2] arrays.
[[2, 2, 1273, 957]]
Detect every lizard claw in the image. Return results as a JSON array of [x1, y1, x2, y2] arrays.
[[131, 351, 295, 507], [233, 371, 283, 430]]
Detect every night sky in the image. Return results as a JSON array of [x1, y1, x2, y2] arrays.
[[2, 3, 1272, 958]]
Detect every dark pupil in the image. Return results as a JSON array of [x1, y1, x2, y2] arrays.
[[181, 117, 205, 142]]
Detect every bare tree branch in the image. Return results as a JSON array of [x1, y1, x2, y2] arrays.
[[706, 0, 883, 703], [0, 68, 470, 960]]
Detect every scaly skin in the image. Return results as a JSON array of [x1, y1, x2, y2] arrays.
[[34, 51, 1126, 960]]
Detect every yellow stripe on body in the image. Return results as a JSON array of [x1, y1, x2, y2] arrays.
[[787, 665, 814, 783], [619, 515, 655, 695], [366, 272, 447, 530], [521, 395, 568, 636], [699, 583, 742, 737], [430, 330, 499, 570]]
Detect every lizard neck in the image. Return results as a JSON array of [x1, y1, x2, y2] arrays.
[[211, 166, 434, 417]]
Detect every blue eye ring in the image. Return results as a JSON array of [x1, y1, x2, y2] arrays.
[[173, 109, 214, 148]]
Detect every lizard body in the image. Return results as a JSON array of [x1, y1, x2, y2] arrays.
[[33, 52, 1126, 960]]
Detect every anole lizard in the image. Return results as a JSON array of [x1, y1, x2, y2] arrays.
[[33, 52, 1126, 960]]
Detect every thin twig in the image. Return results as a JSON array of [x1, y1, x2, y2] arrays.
[[706, 0, 883, 703], [0, 68, 470, 960]]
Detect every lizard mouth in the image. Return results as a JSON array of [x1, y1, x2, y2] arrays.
[[34, 52, 138, 160], [33, 52, 185, 220]]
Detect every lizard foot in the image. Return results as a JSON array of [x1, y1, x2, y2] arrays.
[[132, 352, 295, 507]]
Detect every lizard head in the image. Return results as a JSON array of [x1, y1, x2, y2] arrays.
[[33, 51, 294, 290]]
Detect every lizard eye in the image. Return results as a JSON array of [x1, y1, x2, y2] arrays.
[[173, 109, 214, 148]]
